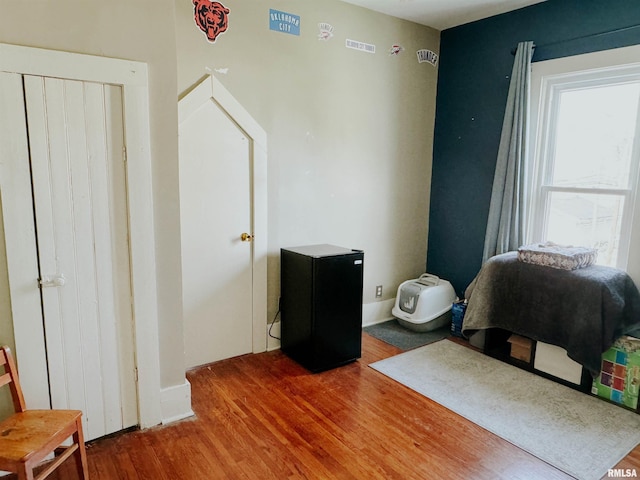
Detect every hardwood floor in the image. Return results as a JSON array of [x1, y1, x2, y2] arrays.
[[15, 334, 640, 479]]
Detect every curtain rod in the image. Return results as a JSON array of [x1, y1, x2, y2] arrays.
[[510, 23, 640, 55]]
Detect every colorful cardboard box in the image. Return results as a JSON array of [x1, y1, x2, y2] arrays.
[[592, 335, 640, 410]]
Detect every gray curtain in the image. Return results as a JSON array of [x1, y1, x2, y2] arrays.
[[482, 41, 535, 263]]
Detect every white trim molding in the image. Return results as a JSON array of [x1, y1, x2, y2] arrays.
[[161, 381, 195, 425], [530, 44, 640, 286], [267, 299, 394, 349], [0, 43, 163, 429], [362, 299, 395, 327]]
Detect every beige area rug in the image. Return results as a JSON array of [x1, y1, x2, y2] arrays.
[[370, 339, 640, 480]]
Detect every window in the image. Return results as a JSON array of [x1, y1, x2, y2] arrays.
[[530, 46, 640, 277]]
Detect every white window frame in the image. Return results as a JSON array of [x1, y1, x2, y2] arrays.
[[529, 44, 640, 284]]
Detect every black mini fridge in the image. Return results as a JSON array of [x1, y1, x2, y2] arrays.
[[280, 244, 364, 372]]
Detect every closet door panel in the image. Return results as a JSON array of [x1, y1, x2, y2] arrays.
[[24, 76, 137, 440], [0, 72, 49, 409]]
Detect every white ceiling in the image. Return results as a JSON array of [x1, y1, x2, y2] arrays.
[[339, 0, 546, 31]]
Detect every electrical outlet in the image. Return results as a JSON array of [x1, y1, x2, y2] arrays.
[[375, 285, 383, 298]]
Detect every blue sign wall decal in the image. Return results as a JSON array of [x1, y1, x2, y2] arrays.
[[269, 9, 300, 36]]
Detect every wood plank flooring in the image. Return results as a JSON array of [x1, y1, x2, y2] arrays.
[[12, 334, 640, 479]]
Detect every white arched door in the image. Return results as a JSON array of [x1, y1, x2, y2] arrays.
[[179, 76, 267, 369]]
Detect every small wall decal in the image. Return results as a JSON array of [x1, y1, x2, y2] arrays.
[[193, 0, 230, 43], [318, 23, 334, 41], [389, 45, 404, 56], [346, 39, 375, 54], [269, 9, 300, 36], [417, 49, 438, 66]]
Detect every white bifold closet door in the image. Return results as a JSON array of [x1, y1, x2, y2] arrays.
[[21, 75, 138, 440]]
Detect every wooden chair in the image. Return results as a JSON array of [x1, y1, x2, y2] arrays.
[[0, 345, 89, 480]]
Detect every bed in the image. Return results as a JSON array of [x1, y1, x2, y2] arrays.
[[462, 251, 640, 375]]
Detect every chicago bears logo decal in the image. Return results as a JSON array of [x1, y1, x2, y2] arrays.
[[193, 0, 230, 43]]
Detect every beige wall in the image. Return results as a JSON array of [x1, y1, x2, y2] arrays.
[[0, 0, 440, 421], [175, 0, 440, 323], [0, 0, 185, 420]]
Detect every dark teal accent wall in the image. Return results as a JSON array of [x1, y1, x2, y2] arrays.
[[428, 0, 640, 296]]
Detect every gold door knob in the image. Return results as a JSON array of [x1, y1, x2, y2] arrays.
[[240, 232, 254, 242]]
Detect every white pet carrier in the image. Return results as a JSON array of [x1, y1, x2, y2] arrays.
[[392, 274, 457, 332]]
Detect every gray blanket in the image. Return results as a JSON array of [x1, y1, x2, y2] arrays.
[[462, 252, 640, 375]]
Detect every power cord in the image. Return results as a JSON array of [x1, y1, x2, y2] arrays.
[[268, 308, 280, 340]]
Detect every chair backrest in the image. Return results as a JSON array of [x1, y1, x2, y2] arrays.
[[0, 346, 27, 413]]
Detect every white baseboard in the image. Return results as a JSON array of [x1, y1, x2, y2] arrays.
[[267, 300, 396, 348], [362, 298, 395, 327], [161, 380, 194, 425]]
